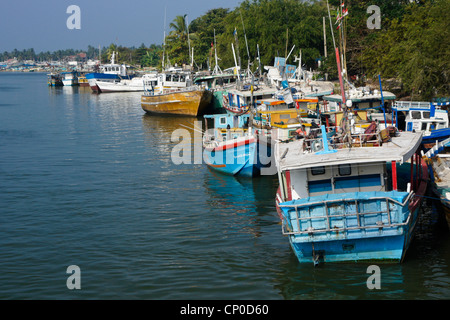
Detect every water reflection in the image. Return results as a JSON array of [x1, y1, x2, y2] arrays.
[[274, 200, 450, 299]]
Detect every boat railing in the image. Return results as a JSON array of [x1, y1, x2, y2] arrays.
[[393, 101, 433, 111], [279, 193, 414, 236], [302, 127, 383, 152], [144, 85, 202, 96]]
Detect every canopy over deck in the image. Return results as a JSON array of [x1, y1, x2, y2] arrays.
[[277, 131, 423, 171]]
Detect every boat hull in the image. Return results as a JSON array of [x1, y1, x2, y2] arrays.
[[62, 79, 78, 86], [85, 73, 134, 93], [96, 78, 144, 92], [276, 190, 423, 264], [141, 90, 212, 116], [275, 157, 428, 264], [78, 77, 89, 87], [204, 137, 261, 177]]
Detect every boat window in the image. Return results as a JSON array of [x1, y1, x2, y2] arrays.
[[338, 164, 351, 176], [423, 112, 430, 119], [422, 123, 428, 131], [411, 111, 422, 119], [173, 74, 179, 82], [311, 166, 325, 175], [220, 117, 226, 125], [166, 74, 171, 82], [180, 75, 185, 82]]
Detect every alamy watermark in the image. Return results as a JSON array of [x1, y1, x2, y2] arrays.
[[367, 5, 381, 30], [366, 265, 381, 289], [66, 5, 81, 30], [66, 265, 81, 290]]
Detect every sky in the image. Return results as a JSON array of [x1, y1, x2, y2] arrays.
[[0, 0, 243, 53]]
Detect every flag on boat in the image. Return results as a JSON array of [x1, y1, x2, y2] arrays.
[[282, 87, 294, 105]]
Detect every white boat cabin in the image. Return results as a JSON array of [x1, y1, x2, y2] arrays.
[[276, 126, 422, 203], [285, 162, 387, 200], [100, 52, 129, 76], [393, 101, 449, 135], [143, 69, 195, 95]]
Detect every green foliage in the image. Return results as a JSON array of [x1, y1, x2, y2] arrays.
[[3, 0, 447, 99], [362, 0, 450, 99]]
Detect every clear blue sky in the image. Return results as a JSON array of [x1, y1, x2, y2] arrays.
[[0, 0, 243, 53]]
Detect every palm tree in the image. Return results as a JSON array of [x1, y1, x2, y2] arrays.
[[169, 14, 188, 38], [106, 44, 118, 63], [166, 15, 191, 66]]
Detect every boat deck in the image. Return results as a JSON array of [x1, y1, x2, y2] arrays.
[[276, 130, 423, 171]]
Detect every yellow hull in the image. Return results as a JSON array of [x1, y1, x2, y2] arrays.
[[141, 89, 212, 116]]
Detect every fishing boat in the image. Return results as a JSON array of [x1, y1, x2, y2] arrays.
[[392, 101, 450, 149], [423, 137, 450, 229], [141, 69, 212, 116], [96, 76, 144, 92], [274, 119, 427, 264], [61, 71, 79, 86], [85, 52, 135, 93], [203, 113, 262, 177], [266, 56, 334, 99], [323, 87, 396, 112], [47, 73, 63, 86], [222, 84, 277, 115], [77, 73, 89, 87], [194, 73, 238, 113]]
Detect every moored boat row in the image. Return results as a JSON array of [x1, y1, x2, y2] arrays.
[[44, 21, 448, 267]]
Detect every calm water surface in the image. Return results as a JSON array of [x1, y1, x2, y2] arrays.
[[0, 72, 449, 300]]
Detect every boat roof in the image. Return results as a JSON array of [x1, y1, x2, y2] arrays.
[[194, 73, 235, 80], [324, 91, 396, 103], [257, 97, 318, 106], [277, 131, 423, 171], [227, 85, 276, 97]]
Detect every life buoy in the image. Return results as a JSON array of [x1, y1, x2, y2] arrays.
[[222, 94, 229, 107]]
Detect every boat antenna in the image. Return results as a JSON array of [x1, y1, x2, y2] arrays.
[[378, 74, 387, 127], [162, 6, 167, 70], [231, 42, 240, 85], [213, 29, 222, 75], [239, 9, 252, 78], [256, 43, 261, 80], [233, 27, 242, 77], [327, 0, 350, 145], [326, 0, 337, 51], [186, 15, 193, 69]]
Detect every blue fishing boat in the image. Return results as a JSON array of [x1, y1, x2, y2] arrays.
[[275, 121, 428, 264], [203, 113, 263, 177]]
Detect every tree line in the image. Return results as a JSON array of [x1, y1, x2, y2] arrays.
[[2, 0, 447, 100], [164, 0, 448, 100], [0, 44, 163, 68]]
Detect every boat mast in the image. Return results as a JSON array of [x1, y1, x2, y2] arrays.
[[162, 6, 167, 71], [213, 29, 222, 75], [186, 15, 193, 69], [240, 9, 252, 78], [327, 0, 350, 144]]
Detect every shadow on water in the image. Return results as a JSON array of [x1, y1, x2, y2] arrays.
[[273, 198, 450, 300]]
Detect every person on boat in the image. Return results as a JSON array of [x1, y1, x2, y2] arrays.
[[295, 125, 307, 139]]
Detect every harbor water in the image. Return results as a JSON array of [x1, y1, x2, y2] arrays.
[[0, 72, 449, 300]]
